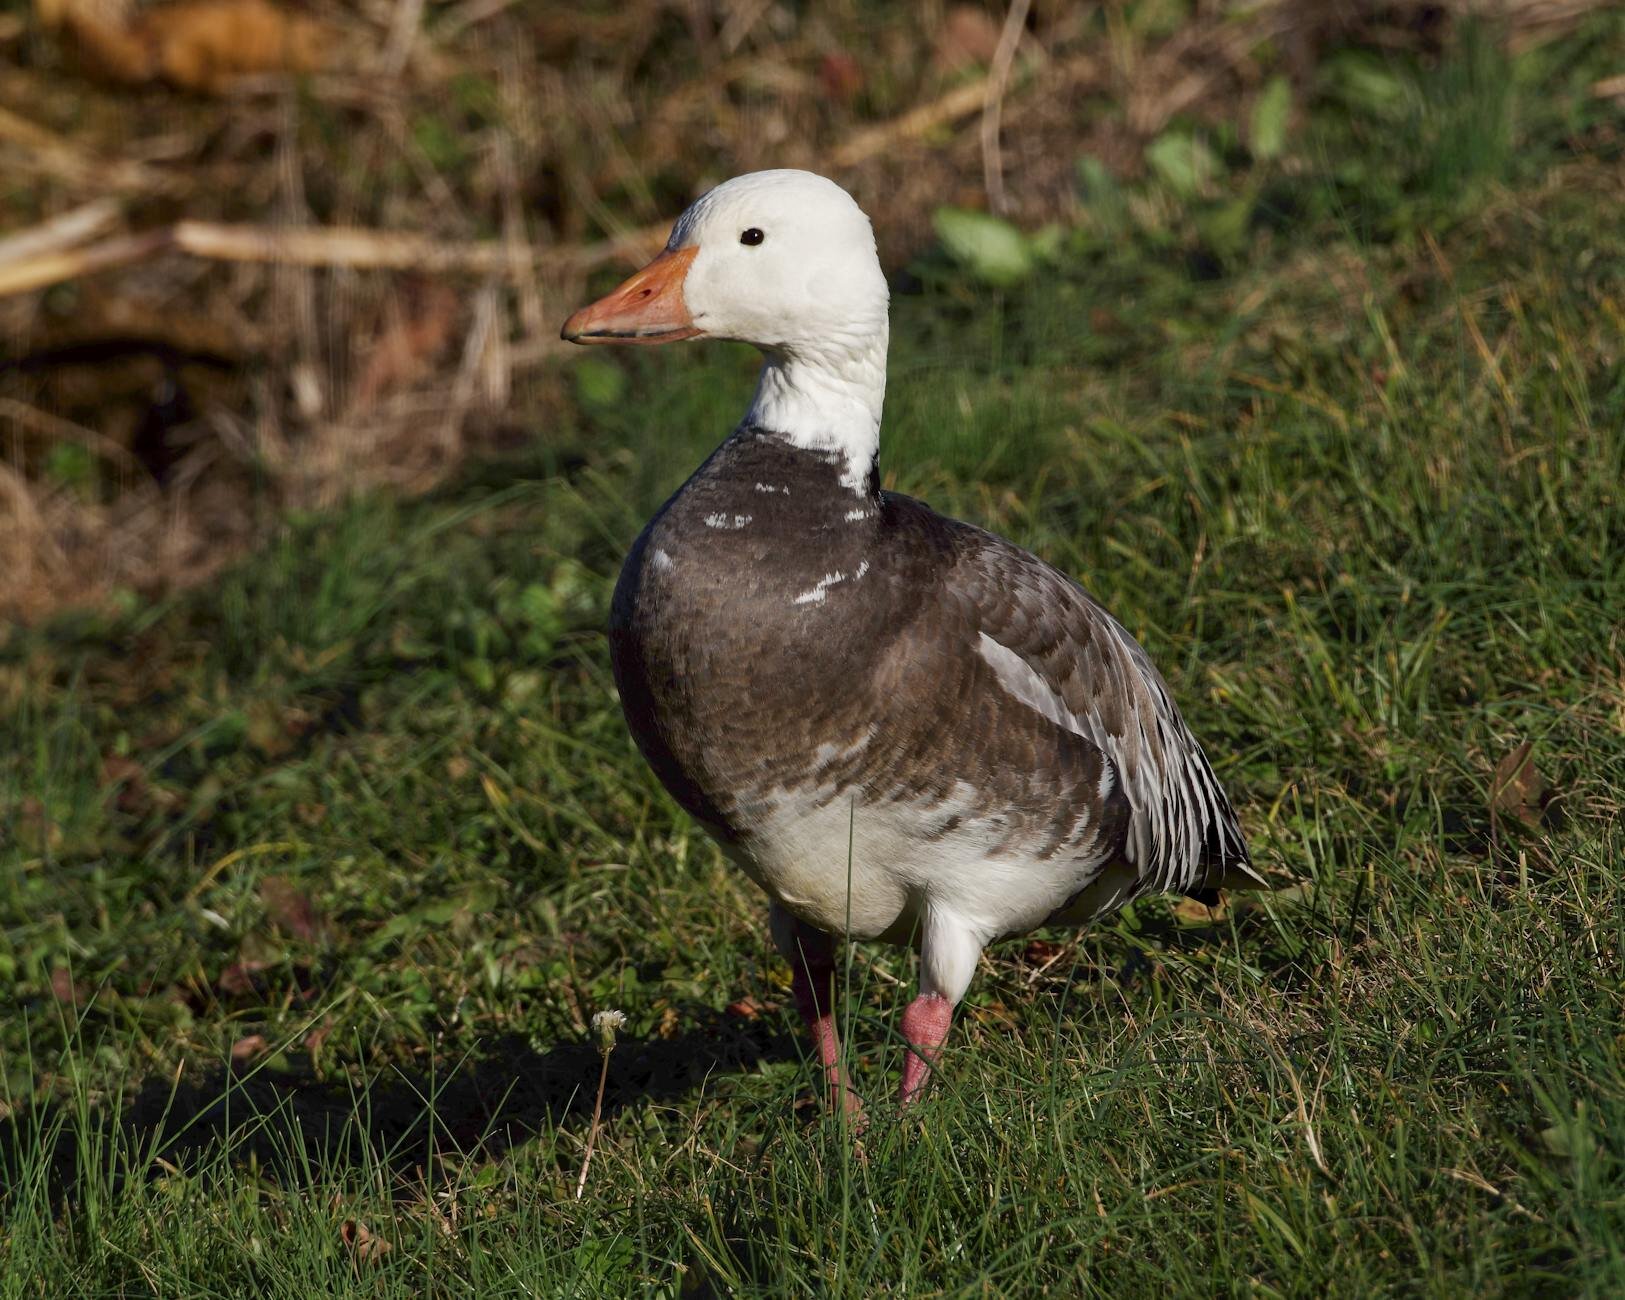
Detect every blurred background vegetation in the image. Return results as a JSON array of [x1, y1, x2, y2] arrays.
[[1, 0, 1618, 617], [1, 1, 1623, 1294]]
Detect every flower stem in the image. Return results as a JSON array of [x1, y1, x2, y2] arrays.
[[574, 1047, 613, 1200]]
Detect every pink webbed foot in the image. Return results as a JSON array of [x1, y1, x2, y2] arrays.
[[776, 910, 864, 1122], [791, 960, 865, 1121], [898, 992, 954, 1105]]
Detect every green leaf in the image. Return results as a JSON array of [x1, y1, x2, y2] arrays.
[[1250, 76, 1293, 160], [1145, 131, 1219, 199], [1194, 196, 1254, 257], [1028, 224, 1064, 262], [1125, 0, 1190, 40], [1075, 157, 1128, 229], [573, 1233, 636, 1284], [1320, 51, 1411, 122], [462, 657, 496, 692], [932, 207, 1033, 287], [44, 442, 96, 492], [1537, 1117, 1597, 1160], [410, 113, 467, 171], [374, 884, 505, 945], [573, 356, 628, 410]]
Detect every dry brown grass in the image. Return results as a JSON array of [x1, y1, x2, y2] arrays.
[[0, 0, 1609, 620]]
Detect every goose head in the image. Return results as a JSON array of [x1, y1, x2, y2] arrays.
[[562, 169, 888, 355], [562, 171, 891, 487]]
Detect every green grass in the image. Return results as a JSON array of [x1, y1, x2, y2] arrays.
[[4, 23, 1625, 1297]]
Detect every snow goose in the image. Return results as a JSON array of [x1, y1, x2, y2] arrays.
[[562, 169, 1261, 1111]]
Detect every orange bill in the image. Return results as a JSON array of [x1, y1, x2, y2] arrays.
[[560, 245, 702, 345]]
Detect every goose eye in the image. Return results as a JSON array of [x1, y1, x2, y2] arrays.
[[739, 228, 765, 246]]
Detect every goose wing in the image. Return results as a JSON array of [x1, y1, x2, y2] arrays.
[[942, 520, 1258, 898]]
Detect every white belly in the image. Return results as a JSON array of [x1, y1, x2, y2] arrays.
[[729, 780, 1106, 943]]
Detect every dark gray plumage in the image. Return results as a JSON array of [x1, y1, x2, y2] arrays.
[[611, 426, 1257, 953]]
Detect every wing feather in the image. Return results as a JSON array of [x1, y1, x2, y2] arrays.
[[945, 521, 1258, 897]]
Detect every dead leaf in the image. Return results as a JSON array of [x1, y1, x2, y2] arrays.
[[657, 1003, 683, 1037], [147, 0, 334, 92], [100, 753, 150, 814], [1173, 881, 1310, 926], [47, 0, 335, 94], [817, 51, 864, 102], [216, 958, 272, 997], [351, 279, 460, 411], [340, 1218, 392, 1264], [294, 802, 327, 828], [17, 798, 63, 853], [244, 699, 306, 759], [1022, 939, 1065, 965], [260, 875, 324, 943], [934, 4, 1002, 70], [230, 1032, 267, 1064], [304, 1018, 335, 1056], [50, 967, 89, 1008], [1266, 882, 1316, 908], [45, 0, 149, 83], [724, 997, 761, 1021], [1491, 740, 1551, 828], [1173, 894, 1228, 925]]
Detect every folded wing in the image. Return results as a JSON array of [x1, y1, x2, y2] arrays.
[[944, 523, 1259, 899]]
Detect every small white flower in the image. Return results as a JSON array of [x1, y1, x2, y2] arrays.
[[591, 1009, 626, 1050]]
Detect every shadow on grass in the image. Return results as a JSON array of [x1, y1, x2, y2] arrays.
[[1, 1008, 794, 1199], [2, 903, 1327, 1203]]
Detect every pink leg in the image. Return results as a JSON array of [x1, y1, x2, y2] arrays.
[[898, 993, 954, 1105], [785, 932, 864, 1118]]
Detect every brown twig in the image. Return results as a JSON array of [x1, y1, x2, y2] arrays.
[[494, 108, 547, 340], [0, 230, 175, 299], [0, 106, 161, 193], [172, 221, 531, 273], [546, 222, 669, 272], [0, 399, 143, 474], [275, 101, 324, 420], [0, 30, 1102, 306], [0, 200, 123, 267], [380, 0, 428, 76], [830, 76, 995, 170], [442, 282, 505, 448], [981, 0, 1034, 215], [435, 0, 523, 42], [0, 213, 672, 300]]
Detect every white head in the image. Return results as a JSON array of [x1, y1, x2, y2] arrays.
[[562, 170, 890, 492]]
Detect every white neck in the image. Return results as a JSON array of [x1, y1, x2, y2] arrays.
[[743, 325, 888, 493]]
